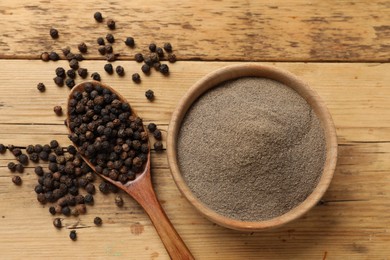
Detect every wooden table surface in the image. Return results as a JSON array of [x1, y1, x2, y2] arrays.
[[0, 1, 389, 259]]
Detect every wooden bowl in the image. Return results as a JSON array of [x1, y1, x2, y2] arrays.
[[167, 64, 338, 231]]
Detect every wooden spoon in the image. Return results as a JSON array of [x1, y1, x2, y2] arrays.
[[66, 81, 194, 260]]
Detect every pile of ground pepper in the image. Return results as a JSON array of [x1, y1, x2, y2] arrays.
[[177, 77, 326, 221]]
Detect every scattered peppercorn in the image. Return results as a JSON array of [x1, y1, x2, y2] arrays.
[[17, 154, 29, 165], [0, 144, 6, 153], [141, 64, 150, 74], [168, 53, 177, 63], [11, 148, 22, 157], [41, 52, 50, 61], [49, 51, 60, 61], [145, 90, 154, 101], [147, 123, 157, 133], [104, 63, 113, 74], [115, 65, 125, 76], [15, 163, 24, 173], [34, 166, 44, 176], [159, 64, 169, 75], [35, 82, 45, 92], [163, 42, 172, 52], [66, 78, 75, 89], [55, 67, 66, 78], [84, 194, 94, 205], [93, 216, 102, 226], [105, 45, 113, 54], [85, 183, 96, 194], [78, 68, 88, 78], [106, 34, 115, 43], [94, 12, 103, 22], [132, 73, 141, 83], [91, 72, 101, 81], [124, 37, 134, 47], [153, 129, 162, 140], [53, 218, 62, 228], [54, 106, 63, 116], [69, 230, 77, 241], [12, 176, 22, 185], [62, 47, 71, 56], [154, 141, 163, 152], [106, 19, 115, 30], [49, 206, 56, 215], [156, 47, 164, 57], [53, 76, 64, 87], [98, 46, 106, 55], [115, 195, 124, 207], [50, 28, 59, 39], [97, 37, 105, 46], [69, 59, 79, 70], [149, 43, 157, 52], [135, 53, 143, 62], [78, 42, 88, 53], [106, 53, 118, 62]]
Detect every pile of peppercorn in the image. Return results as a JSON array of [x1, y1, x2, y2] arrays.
[[67, 82, 149, 183]]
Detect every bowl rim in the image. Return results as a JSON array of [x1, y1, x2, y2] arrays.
[[167, 63, 338, 231]]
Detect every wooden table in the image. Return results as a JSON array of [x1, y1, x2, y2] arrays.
[[0, 1, 389, 259]]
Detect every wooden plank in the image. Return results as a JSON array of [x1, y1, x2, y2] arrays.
[[0, 61, 389, 128], [0, 1, 389, 62]]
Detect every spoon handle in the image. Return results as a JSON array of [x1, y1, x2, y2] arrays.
[[127, 173, 194, 260]]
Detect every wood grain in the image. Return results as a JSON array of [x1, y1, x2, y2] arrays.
[[0, 60, 389, 258], [0, 1, 389, 61]]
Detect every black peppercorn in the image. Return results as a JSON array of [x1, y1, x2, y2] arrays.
[[149, 43, 157, 52], [66, 52, 76, 61], [17, 154, 29, 165], [143, 55, 153, 66], [168, 53, 177, 63], [54, 106, 63, 116], [85, 183, 96, 194], [37, 83, 46, 92], [97, 37, 105, 46], [29, 153, 39, 162], [49, 51, 60, 61], [124, 37, 134, 47], [34, 144, 43, 153], [62, 206, 71, 216], [53, 218, 62, 228], [34, 166, 44, 176], [0, 144, 6, 153], [98, 46, 106, 55], [94, 11, 103, 22], [147, 123, 157, 133], [141, 64, 150, 74], [66, 78, 75, 89], [78, 42, 88, 53], [15, 163, 24, 173], [49, 206, 56, 215], [132, 73, 141, 83], [107, 19, 115, 30], [12, 175, 22, 185], [104, 63, 113, 74], [134, 53, 143, 62], [91, 72, 101, 81], [115, 195, 124, 207], [53, 76, 64, 87], [26, 145, 34, 154], [145, 89, 154, 101], [50, 28, 59, 39], [67, 145, 77, 155], [159, 64, 169, 75], [69, 230, 77, 241], [55, 67, 66, 78], [84, 194, 94, 205], [98, 182, 109, 194], [105, 44, 113, 54], [156, 47, 164, 57], [106, 33, 115, 43], [115, 65, 125, 76], [11, 148, 22, 157], [163, 42, 172, 52], [106, 53, 118, 62], [66, 69, 76, 79], [41, 52, 50, 61], [78, 68, 88, 78], [153, 129, 162, 140], [154, 141, 164, 152], [69, 59, 79, 70], [94, 216, 102, 226]]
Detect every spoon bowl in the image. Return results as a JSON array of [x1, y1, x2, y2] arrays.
[[66, 81, 193, 260]]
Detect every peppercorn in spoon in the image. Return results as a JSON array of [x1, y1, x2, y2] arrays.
[[66, 81, 193, 260]]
